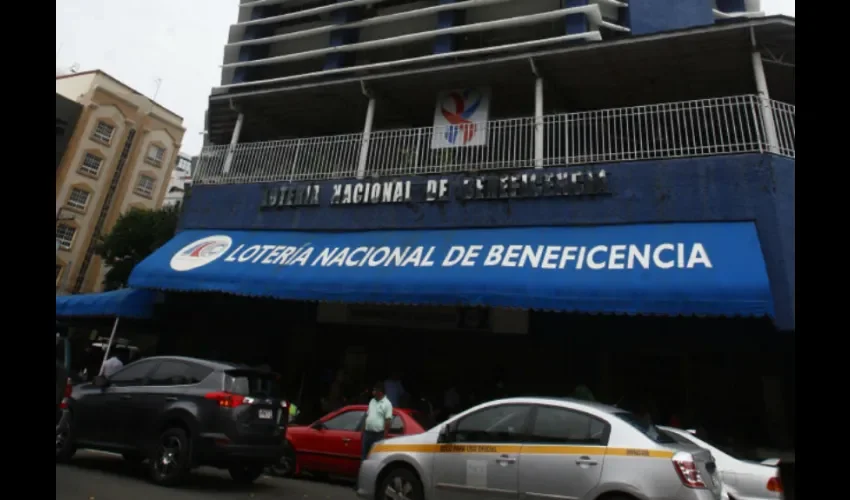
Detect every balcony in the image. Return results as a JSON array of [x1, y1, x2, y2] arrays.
[[194, 95, 795, 185]]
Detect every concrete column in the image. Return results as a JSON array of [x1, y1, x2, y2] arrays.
[[751, 29, 780, 154], [534, 77, 544, 168], [222, 112, 244, 175], [356, 98, 376, 179]]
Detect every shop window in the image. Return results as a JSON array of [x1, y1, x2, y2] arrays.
[[528, 406, 609, 446], [454, 404, 531, 443], [322, 410, 366, 431]]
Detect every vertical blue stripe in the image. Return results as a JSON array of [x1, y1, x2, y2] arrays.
[[233, 6, 279, 84], [325, 0, 362, 70], [562, 0, 589, 35], [434, 0, 461, 54]]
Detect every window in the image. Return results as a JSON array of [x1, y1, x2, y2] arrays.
[[323, 410, 366, 432], [613, 412, 676, 444], [135, 175, 156, 197], [66, 188, 91, 211], [79, 153, 103, 176], [224, 370, 281, 398], [55, 224, 76, 250], [389, 415, 405, 434], [147, 361, 212, 386], [454, 404, 531, 443], [529, 406, 609, 446], [147, 145, 166, 165], [91, 121, 115, 144], [108, 360, 157, 386]]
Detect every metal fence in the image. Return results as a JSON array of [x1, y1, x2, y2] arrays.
[[194, 95, 795, 185]]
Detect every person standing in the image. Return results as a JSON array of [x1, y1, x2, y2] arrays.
[[384, 371, 406, 408], [100, 351, 124, 377], [362, 382, 393, 461]]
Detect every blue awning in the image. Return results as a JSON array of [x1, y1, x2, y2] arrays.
[[55, 288, 158, 319], [128, 222, 775, 319]]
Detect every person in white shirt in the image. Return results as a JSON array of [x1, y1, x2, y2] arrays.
[[100, 355, 124, 377], [362, 382, 393, 460]]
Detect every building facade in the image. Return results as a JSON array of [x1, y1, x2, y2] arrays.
[[125, 2, 794, 450], [56, 93, 83, 171], [55, 70, 186, 294], [163, 153, 195, 208]]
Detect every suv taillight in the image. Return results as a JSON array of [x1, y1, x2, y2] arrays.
[[767, 476, 783, 492], [205, 391, 246, 408], [59, 378, 72, 409], [672, 452, 706, 488]]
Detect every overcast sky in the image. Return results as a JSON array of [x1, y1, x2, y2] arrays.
[[56, 0, 795, 156]]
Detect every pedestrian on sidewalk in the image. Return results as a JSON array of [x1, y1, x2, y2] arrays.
[[362, 382, 393, 461]]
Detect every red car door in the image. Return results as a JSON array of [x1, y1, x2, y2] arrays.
[[301, 407, 366, 476]]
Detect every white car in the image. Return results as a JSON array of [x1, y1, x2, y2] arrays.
[[659, 426, 783, 500]]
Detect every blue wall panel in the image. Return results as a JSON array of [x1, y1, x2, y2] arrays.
[[563, 0, 589, 35], [233, 6, 279, 84], [627, 0, 714, 36], [180, 154, 794, 329], [325, 0, 361, 70], [716, 0, 746, 13], [434, 0, 462, 54]]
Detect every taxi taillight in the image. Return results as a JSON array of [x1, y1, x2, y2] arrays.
[[767, 476, 783, 492], [672, 453, 706, 488]]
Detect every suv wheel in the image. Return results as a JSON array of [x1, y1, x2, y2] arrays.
[[229, 464, 265, 484], [55, 418, 76, 462], [149, 427, 192, 486], [379, 468, 423, 500]]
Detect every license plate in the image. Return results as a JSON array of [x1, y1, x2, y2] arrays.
[[258, 409, 273, 420]]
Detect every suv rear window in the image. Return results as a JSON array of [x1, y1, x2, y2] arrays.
[[224, 370, 281, 398], [613, 412, 676, 444]]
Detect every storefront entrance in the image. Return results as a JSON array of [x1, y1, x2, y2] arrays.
[[154, 292, 794, 454]]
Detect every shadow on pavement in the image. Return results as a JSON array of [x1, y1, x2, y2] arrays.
[[63, 455, 277, 493]]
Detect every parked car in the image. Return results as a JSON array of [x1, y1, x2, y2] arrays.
[[272, 404, 430, 479], [357, 397, 724, 500], [56, 356, 288, 486], [659, 426, 783, 500]]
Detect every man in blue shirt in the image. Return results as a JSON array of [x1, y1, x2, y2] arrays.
[[362, 382, 393, 460]]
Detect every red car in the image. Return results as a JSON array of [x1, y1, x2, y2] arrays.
[[274, 404, 431, 478]]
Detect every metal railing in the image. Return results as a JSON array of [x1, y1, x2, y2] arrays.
[[194, 95, 795, 185]]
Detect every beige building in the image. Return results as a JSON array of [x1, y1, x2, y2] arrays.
[[56, 70, 186, 295]]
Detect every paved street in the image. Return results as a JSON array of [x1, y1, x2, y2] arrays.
[[57, 451, 358, 500]]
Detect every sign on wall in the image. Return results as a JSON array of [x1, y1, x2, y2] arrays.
[[259, 166, 611, 209], [431, 88, 491, 149]]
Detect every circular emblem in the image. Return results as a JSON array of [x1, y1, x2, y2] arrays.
[[170, 235, 233, 272]]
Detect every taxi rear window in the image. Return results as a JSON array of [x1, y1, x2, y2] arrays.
[[613, 412, 676, 444]]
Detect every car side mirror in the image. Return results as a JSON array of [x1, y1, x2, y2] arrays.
[[94, 375, 110, 388]]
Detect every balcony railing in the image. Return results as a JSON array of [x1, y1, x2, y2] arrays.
[[194, 95, 795, 185]]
